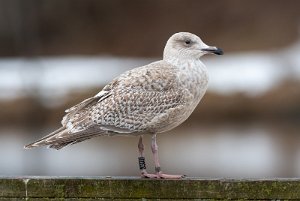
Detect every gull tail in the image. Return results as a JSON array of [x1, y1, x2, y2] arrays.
[[24, 126, 105, 150], [24, 127, 67, 149]]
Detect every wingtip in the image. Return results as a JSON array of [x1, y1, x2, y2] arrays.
[[24, 143, 38, 149], [24, 145, 32, 149]]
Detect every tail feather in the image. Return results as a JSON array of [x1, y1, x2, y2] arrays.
[[24, 92, 112, 150], [24, 126, 105, 150], [24, 127, 67, 149]]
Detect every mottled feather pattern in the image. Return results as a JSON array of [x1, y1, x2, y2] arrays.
[[66, 61, 195, 134], [24, 32, 214, 150]]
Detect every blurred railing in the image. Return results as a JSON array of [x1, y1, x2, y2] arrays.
[[1, 176, 300, 200]]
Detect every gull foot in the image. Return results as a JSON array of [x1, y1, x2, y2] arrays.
[[158, 172, 186, 179], [141, 171, 185, 179], [141, 172, 160, 178]]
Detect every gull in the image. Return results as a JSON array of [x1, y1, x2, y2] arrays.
[[25, 32, 223, 179]]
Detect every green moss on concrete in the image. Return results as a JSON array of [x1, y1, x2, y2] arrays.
[[0, 178, 26, 198], [1, 177, 300, 200], [27, 178, 66, 198]]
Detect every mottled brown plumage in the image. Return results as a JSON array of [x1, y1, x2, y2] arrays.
[[25, 32, 223, 178]]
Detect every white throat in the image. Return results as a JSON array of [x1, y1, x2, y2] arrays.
[[164, 56, 206, 71]]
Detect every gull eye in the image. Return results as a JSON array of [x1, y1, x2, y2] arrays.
[[185, 40, 191, 45]]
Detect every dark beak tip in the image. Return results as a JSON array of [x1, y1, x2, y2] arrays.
[[201, 47, 224, 55], [215, 48, 224, 55]]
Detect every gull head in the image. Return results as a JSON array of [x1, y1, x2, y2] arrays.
[[163, 32, 223, 61]]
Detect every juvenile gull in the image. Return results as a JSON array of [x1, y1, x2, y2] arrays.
[[25, 32, 223, 179]]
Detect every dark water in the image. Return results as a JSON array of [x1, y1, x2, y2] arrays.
[[1, 122, 300, 178]]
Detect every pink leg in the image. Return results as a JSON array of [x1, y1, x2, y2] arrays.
[[151, 134, 185, 179], [138, 136, 159, 178]]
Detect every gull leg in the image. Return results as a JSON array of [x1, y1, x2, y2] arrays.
[[138, 136, 159, 178], [151, 134, 185, 179]]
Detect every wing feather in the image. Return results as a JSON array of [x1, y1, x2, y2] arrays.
[[25, 60, 190, 149]]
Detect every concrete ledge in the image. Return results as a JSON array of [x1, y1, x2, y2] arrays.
[[1, 176, 300, 200]]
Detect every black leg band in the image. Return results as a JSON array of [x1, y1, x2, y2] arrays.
[[155, 166, 161, 173], [138, 157, 146, 170]]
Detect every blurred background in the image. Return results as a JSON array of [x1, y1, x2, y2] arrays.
[[0, 0, 300, 178]]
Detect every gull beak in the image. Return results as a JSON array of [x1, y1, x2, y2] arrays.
[[201, 46, 224, 55]]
